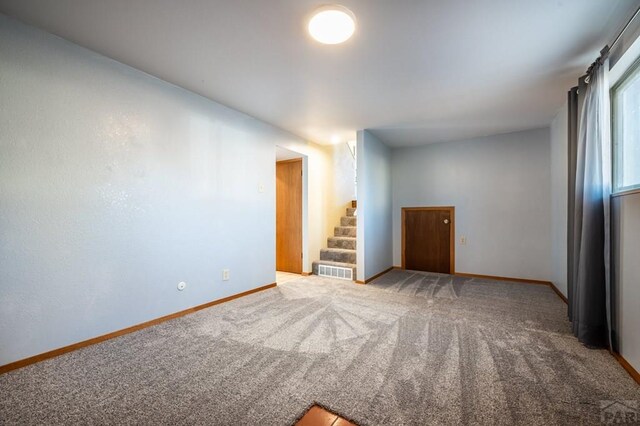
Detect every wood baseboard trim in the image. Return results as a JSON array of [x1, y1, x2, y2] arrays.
[[0, 282, 277, 375], [356, 266, 394, 284], [395, 268, 569, 305], [455, 272, 551, 285], [611, 351, 640, 385], [455, 272, 570, 304], [301, 272, 311, 276], [457, 275, 635, 384], [548, 282, 568, 304]]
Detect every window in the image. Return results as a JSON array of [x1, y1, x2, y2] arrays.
[[612, 60, 640, 193]]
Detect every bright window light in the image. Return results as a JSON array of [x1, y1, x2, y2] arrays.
[[612, 59, 640, 193]]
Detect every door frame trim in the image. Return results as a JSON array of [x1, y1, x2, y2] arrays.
[[401, 206, 455, 273], [276, 158, 304, 274], [276, 158, 303, 165]]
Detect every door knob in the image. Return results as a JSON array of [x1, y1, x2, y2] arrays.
[[443, 219, 449, 224]]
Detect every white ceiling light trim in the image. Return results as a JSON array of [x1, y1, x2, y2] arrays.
[[307, 5, 356, 45]]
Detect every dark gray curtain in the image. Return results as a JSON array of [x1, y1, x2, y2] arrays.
[[567, 86, 578, 321], [567, 54, 613, 349]]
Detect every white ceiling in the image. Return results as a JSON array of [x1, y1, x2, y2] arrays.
[[1, 0, 638, 147]]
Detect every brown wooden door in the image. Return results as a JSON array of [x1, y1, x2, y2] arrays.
[[276, 159, 302, 273], [402, 207, 454, 274]]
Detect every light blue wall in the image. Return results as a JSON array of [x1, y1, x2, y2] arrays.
[[356, 130, 392, 281], [391, 128, 552, 281], [0, 15, 310, 366]]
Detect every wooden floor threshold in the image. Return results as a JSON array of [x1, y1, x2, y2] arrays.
[[296, 405, 357, 426]]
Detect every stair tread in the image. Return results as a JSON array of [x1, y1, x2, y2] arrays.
[[313, 260, 356, 268], [321, 248, 356, 253], [327, 235, 357, 250], [335, 226, 356, 229]]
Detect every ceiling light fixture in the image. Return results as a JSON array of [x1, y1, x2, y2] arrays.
[[308, 5, 356, 45]]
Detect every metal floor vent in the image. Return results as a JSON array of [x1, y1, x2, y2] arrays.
[[318, 264, 353, 281]]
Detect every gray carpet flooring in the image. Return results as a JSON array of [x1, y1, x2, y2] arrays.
[[1, 270, 639, 425]]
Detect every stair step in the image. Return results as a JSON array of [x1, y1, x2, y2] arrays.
[[340, 216, 357, 226], [334, 226, 356, 237], [328, 236, 356, 250], [351, 200, 357, 208], [320, 248, 356, 264], [346, 207, 357, 217], [312, 260, 357, 278]]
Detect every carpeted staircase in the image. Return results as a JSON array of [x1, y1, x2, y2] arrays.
[[312, 202, 357, 279]]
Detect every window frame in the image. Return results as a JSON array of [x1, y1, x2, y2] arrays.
[[611, 56, 640, 195]]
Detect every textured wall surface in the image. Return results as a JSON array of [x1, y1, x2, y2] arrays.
[[356, 130, 393, 281], [0, 15, 318, 365], [391, 128, 552, 281], [328, 142, 357, 233], [613, 192, 640, 374]]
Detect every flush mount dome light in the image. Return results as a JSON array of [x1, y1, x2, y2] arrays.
[[308, 5, 356, 45]]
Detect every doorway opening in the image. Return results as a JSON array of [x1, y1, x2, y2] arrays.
[[402, 206, 455, 274], [275, 146, 308, 284]]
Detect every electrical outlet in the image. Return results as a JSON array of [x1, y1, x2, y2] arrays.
[[177, 281, 187, 291], [222, 269, 230, 281], [460, 236, 467, 245]]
